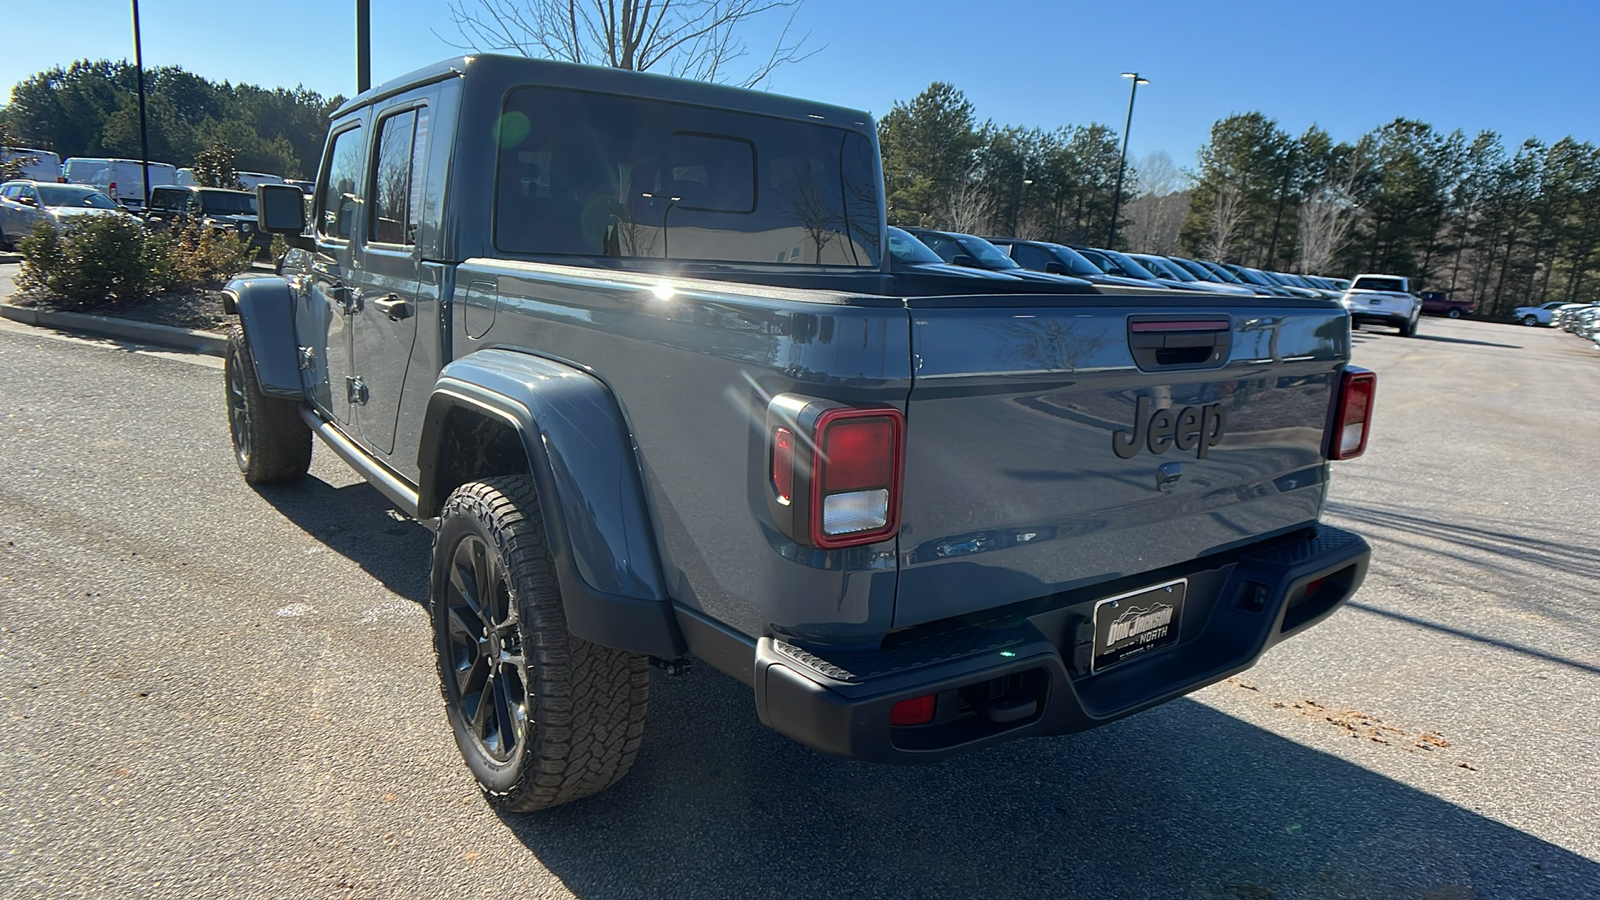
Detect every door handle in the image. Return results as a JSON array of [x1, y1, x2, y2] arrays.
[[371, 294, 412, 321]]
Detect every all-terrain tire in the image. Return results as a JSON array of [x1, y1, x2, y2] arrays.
[[430, 476, 650, 813], [224, 324, 312, 483]]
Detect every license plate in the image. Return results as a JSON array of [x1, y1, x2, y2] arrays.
[[1091, 579, 1186, 673]]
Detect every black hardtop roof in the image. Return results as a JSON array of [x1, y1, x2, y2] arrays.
[[335, 54, 874, 132], [154, 185, 252, 195]]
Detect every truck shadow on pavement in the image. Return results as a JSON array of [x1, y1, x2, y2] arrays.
[[1351, 330, 1522, 349], [251, 476, 433, 605], [493, 669, 1600, 900]]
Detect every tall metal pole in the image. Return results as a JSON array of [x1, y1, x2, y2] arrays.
[[132, 0, 151, 209], [1107, 72, 1148, 249], [357, 0, 372, 93]]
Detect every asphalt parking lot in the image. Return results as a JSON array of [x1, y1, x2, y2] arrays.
[[1, 307, 1597, 899]]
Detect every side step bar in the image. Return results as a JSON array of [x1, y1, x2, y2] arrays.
[[297, 406, 427, 523]]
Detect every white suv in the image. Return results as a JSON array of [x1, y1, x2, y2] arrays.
[[1512, 301, 1580, 327], [1342, 274, 1422, 337]]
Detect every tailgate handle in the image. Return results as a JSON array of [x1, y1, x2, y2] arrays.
[[1128, 318, 1231, 370]]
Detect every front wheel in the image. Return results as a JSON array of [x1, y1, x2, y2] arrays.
[[1447, 308, 1462, 319], [431, 477, 650, 812], [224, 325, 311, 483], [1521, 314, 1538, 326]]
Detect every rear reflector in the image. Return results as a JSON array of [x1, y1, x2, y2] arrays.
[[772, 427, 794, 504], [890, 694, 937, 726], [1331, 367, 1376, 460]]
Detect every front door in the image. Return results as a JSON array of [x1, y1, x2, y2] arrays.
[[303, 119, 368, 426], [349, 101, 431, 457]]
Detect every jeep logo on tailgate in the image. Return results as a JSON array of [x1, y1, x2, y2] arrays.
[[1112, 396, 1227, 459]]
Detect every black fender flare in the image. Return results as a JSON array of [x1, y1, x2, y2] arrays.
[[417, 348, 684, 659], [222, 276, 302, 399]]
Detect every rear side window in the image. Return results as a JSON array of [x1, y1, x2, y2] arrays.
[[318, 125, 364, 241], [369, 107, 429, 245], [1011, 244, 1050, 270], [494, 87, 882, 267]]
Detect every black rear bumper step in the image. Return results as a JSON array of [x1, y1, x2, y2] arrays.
[[751, 524, 1370, 764]]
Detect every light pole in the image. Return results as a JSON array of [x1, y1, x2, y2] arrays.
[[357, 0, 371, 92], [131, 0, 151, 209], [1107, 72, 1149, 249]]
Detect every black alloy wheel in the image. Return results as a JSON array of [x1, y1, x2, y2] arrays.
[[225, 351, 252, 472], [430, 477, 651, 812], [439, 533, 528, 764], [223, 324, 311, 483]]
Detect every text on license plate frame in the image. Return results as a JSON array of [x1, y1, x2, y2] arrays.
[[1090, 578, 1187, 673]]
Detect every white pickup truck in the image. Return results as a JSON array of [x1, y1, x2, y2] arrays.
[[1341, 274, 1422, 336]]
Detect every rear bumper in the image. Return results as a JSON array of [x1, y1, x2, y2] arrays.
[[749, 524, 1370, 763], [1351, 312, 1410, 327]]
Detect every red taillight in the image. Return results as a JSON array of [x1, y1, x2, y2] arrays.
[[890, 694, 936, 726], [810, 407, 904, 549], [772, 427, 795, 504], [1331, 367, 1376, 460]]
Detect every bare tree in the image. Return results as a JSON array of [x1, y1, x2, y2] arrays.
[[1296, 143, 1370, 273], [1125, 190, 1192, 255], [1202, 181, 1247, 261], [943, 170, 995, 236], [441, 0, 817, 88]]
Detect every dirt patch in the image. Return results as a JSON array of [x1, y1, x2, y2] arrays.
[[1224, 678, 1478, 770], [8, 286, 231, 333]]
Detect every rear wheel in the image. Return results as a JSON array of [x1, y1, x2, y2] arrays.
[[431, 477, 650, 812], [224, 325, 311, 483]]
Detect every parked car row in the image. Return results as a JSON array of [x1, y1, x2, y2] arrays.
[[1552, 303, 1600, 347], [0, 177, 268, 258], [3, 148, 305, 211], [889, 225, 1370, 305]]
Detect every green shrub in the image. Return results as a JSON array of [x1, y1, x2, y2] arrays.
[[169, 223, 255, 289], [17, 215, 163, 307]]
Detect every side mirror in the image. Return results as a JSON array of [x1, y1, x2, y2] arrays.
[[17, 196, 37, 207], [257, 183, 307, 234], [951, 254, 978, 268], [1044, 261, 1066, 275]]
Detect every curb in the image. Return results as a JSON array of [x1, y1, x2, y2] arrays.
[[0, 302, 227, 356]]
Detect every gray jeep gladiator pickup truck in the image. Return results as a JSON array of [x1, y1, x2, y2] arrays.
[[225, 55, 1375, 812]]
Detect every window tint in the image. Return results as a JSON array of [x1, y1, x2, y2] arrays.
[[1352, 276, 1406, 293], [494, 87, 881, 267], [318, 126, 364, 241], [0, 185, 18, 200], [1011, 244, 1050, 270], [666, 133, 753, 213], [370, 108, 424, 245]]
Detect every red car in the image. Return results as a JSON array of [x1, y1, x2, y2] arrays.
[[1419, 291, 1475, 318]]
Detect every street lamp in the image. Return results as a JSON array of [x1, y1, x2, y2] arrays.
[[1107, 71, 1149, 249]]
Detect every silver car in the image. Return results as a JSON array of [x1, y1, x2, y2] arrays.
[[0, 180, 126, 249]]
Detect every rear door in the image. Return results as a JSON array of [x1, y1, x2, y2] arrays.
[[894, 295, 1349, 627], [348, 94, 433, 456]]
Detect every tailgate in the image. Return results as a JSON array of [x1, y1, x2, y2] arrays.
[[896, 295, 1349, 627]]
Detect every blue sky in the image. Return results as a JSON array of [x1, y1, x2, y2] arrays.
[[7, 0, 1600, 170]]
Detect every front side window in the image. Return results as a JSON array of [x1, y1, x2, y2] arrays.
[[494, 87, 882, 267], [318, 125, 364, 241]]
